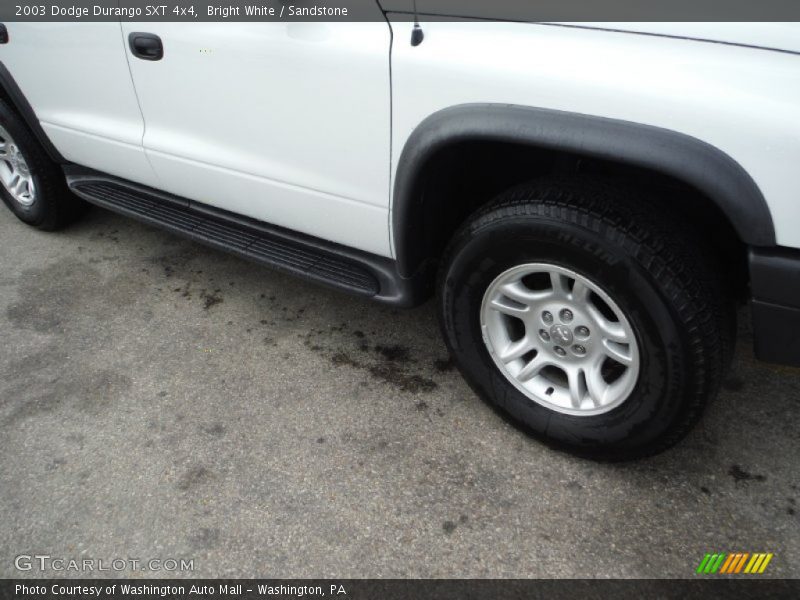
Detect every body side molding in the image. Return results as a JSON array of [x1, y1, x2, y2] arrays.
[[0, 60, 66, 163], [392, 103, 775, 278]]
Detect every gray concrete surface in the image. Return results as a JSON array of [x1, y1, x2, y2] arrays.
[[0, 205, 798, 579]]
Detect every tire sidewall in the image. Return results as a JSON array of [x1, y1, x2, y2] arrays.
[[0, 103, 47, 225], [441, 216, 692, 455]]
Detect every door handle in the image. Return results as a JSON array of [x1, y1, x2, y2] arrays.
[[0, 24, 9, 44], [128, 32, 163, 61]]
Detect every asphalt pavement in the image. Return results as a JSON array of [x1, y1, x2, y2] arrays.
[[1, 205, 798, 578]]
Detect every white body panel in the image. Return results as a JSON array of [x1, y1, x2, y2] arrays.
[[561, 22, 800, 54], [0, 23, 157, 186], [389, 21, 800, 251], [120, 22, 392, 257], [2, 21, 799, 255]]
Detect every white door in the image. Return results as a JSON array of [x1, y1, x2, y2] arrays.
[[0, 23, 156, 186], [121, 22, 393, 257]]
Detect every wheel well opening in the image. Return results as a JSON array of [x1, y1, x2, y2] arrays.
[[405, 140, 748, 300], [0, 85, 15, 112]]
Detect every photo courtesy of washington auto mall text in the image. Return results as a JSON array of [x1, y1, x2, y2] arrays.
[[14, 584, 348, 597]]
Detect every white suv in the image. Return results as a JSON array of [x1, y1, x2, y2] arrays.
[[1, 12, 799, 458]]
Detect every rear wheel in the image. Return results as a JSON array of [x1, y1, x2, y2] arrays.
[[0, 99, 86, 230], [438, 179, 731, 460]]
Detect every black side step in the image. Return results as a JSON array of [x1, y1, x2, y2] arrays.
[[64, 168, 425, 305]]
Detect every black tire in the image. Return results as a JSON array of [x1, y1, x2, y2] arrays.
[[438, 179, 732, 460], [0, 99, 86, 230]]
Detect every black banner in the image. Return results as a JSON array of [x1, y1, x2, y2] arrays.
[[3, 0, 800, 22], [1, 580, 800, 600]]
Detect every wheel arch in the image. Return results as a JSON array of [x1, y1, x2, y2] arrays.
[[0, 60, 66, 164], [392, 103, 774, 278]]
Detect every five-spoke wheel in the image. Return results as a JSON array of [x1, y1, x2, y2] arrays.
[[480, 263, 639, 416], [0, 98, 86, 229], [439, 180, 730, 459], [0, 124, 36, 206]]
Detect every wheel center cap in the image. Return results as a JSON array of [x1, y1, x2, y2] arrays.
[[550, 324, 573, 345]]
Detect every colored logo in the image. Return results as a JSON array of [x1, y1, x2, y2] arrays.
[[696, 552, 773, 574]]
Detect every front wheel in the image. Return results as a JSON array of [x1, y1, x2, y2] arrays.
[[438, 180, 731, 460]]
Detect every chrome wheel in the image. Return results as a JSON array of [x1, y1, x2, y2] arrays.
[[0, 124, 35, 206], [480, 263, 640, 416]]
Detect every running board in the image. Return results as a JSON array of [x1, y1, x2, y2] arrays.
[[64, 168, 423, 304]]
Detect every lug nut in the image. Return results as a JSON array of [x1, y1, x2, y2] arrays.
[[554, 346, 566, 357], [559, 308, 573, 323], [542, 311, 553, 324], [539, 329, 550, 342], [575, 326, 590, 338], [572, 345, 586, 356]]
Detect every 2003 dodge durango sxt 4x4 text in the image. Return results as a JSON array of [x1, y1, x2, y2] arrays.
[[1, 8, 799, 459]]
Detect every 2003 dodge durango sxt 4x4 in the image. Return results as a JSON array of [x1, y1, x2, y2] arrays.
[[1, 7, 799, 459]]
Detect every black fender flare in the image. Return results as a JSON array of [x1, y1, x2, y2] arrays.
[[392, 103, 775, 278], [0, 60, 66, 163]]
